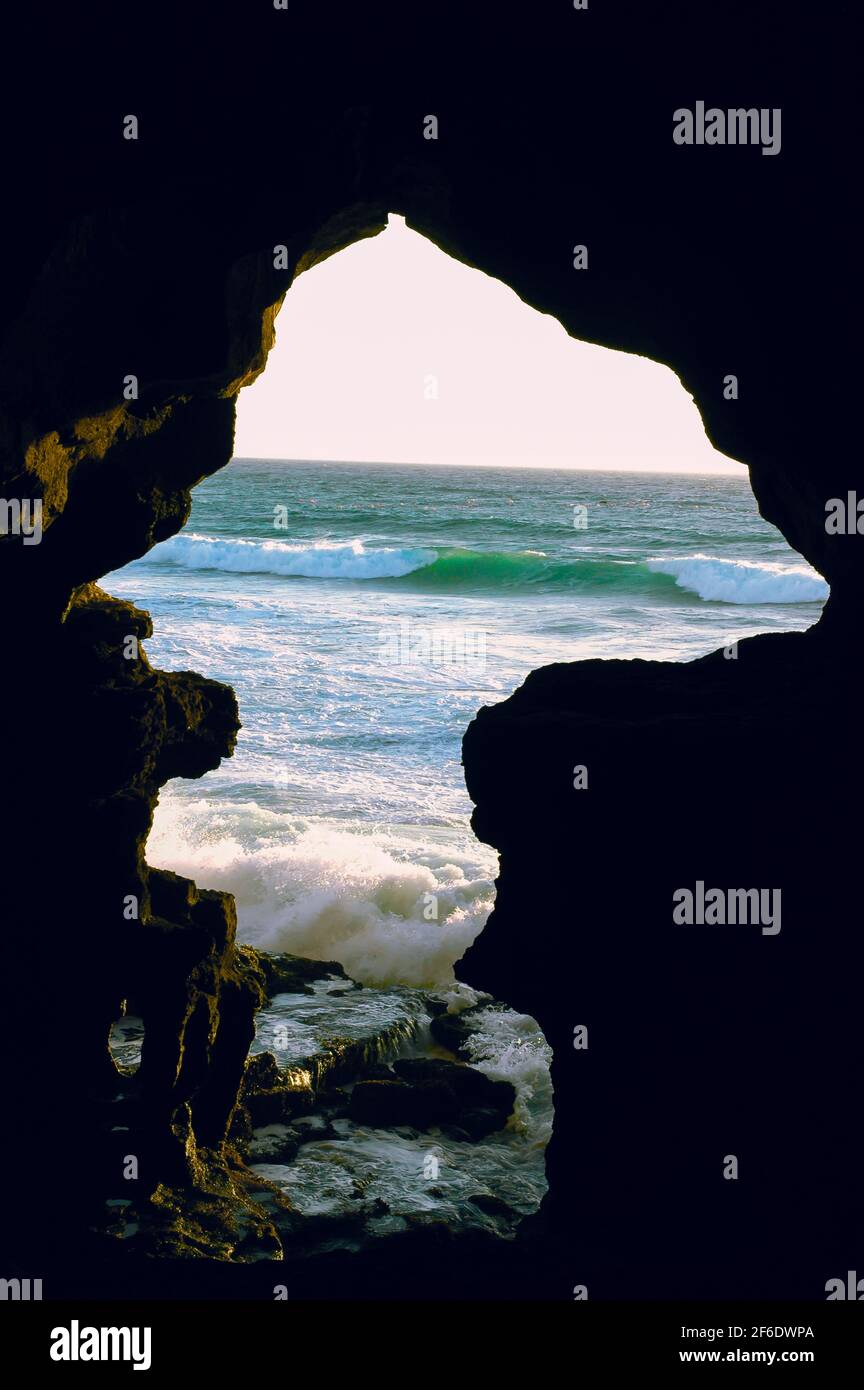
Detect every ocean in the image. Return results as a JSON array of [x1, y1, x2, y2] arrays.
[[105, 459, 827, 1239]]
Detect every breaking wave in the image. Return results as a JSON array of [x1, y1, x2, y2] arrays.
[[646, 553, 828, 603], [145, 533, 827, 603], [148, 532, 436, 580], [147, 793, 495, 988]]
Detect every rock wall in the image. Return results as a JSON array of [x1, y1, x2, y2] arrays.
[[1, 2, 856, 1295], [460, 630, 860, 1296]]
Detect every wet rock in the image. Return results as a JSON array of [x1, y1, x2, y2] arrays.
[[252, 987, 426, 1096], [240, 1051, 313, 1127], [249, 1125, 300, 1164], [291, 1115, 340, 1143], [316, 1086, 351, 1114], [468, 1193, 516, 1218], [361, 1064, 397, 1082], [349, 1079, 459, 1129], [253, 951, 348, 999], [392, 1057, 515, 1118], [348, 1060, 515, 1137], [452, 1106, 513, 1142], [429, 1005, 492, 1060]]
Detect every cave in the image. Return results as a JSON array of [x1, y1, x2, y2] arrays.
[[97, 213, 793, 1264], [2, 0, 858, 1306]]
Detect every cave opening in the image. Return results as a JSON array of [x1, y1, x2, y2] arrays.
[[102, 212, 828, 1257]]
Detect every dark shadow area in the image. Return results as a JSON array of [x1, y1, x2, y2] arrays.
[[1, 0, 857, 1303]]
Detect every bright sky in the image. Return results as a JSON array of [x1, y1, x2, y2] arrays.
[[234, 215, 745, 474]]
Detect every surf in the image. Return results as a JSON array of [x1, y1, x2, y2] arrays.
[[144, 532, 827, 603], [147, 793, 496, 988], [147, 532, 436, 581], [646, 553, 828, 604]]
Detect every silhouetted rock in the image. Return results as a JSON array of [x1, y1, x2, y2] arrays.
[[1, 2, 857, 1295]]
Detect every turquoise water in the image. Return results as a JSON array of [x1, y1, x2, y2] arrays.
[[107, 459, 826, 989], [104, 459, 826, 1232]]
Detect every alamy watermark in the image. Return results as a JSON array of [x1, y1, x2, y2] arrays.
[[673, 103, 781, 157], [50, 1321, 151, 1371], [1, 1277, 42, 1300], [825, 492, 864, 534], [378, 620, 487, 673], [0, 498, 42, 544], [673, 881, 781, 935], [825, 1270, 864, 1300]]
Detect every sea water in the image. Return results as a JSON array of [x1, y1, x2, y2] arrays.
[[106, 459, 826, 1240]]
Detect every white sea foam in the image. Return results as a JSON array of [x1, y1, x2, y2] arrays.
[[149, 532, 436, 580], [147, 794, 495, 987], [464, 1006, 555, 1141], [647, 553, 828, 603]]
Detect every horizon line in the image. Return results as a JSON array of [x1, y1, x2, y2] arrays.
[[230, 455, 748, 476]]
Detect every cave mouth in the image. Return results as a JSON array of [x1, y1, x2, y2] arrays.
[[101, 214, 827, 1255]]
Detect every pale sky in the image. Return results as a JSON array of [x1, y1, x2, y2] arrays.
[[234, 215, 745, 474]]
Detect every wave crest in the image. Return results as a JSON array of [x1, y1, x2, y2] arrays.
[[145, 532, 828, 603], [150, 532, 436, 580], [646, 553, 828, 604]]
